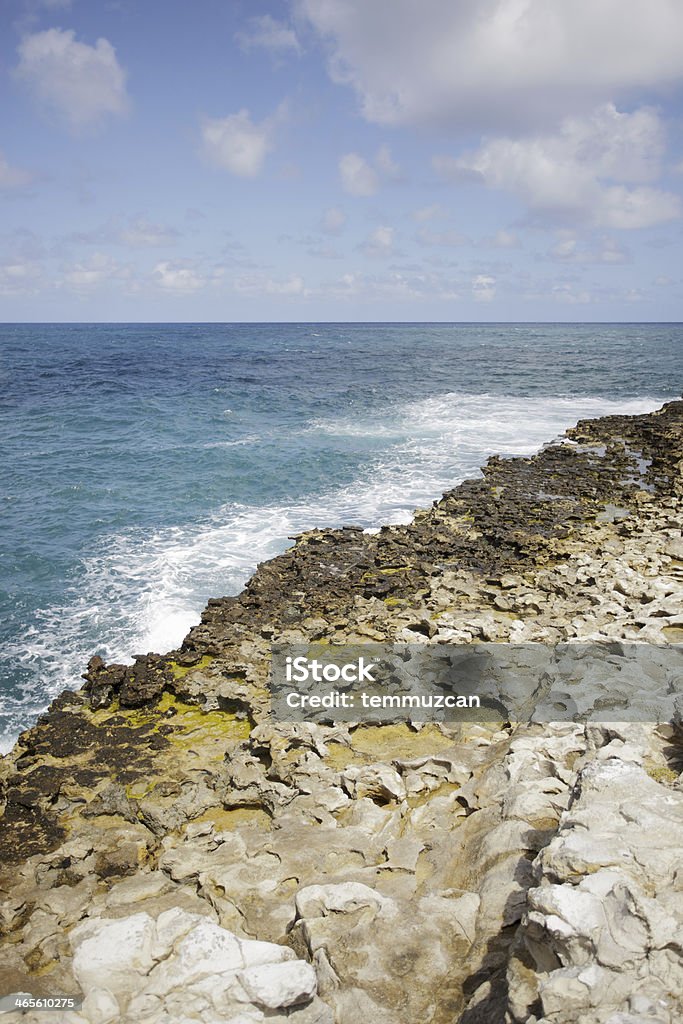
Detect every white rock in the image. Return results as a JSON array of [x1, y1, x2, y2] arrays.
[[105, 871, 170, 909], [295, 882, 388, 920], [341, 765, 406, 803], [151, 907, 208, 960], [79, 987, 120, 1024], [238, 960, 317, 1009], [239, 937, 295, 968], [71, 913, 156, 996], [123, 991, 163, 1018], [147, 920, 243, 993]]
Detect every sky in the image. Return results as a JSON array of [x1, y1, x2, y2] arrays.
[[1, 0, 683, 322]]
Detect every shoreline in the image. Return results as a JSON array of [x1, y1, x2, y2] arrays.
[[0, 398, 682, 1023]]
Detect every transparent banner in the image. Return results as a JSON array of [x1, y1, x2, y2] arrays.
[[269, 643, 683, 725]]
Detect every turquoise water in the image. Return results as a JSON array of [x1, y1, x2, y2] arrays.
[[1, 322, 680, 750]]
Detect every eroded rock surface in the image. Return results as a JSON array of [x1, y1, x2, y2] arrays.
[[0, 400, 682, 1023]]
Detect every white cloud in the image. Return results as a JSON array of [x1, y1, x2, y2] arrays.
[[375, 144, 399, 178], [153, 260, 209, 294], [338, 145, 399, 196], [322, 270, 459, 303], [442, 104, 681, 229], [339, 152, 378, 196], [361, 225, 395, 257], [60, 252, 130, 291], [321, 206, 346, 234], [120, 219, 178, 247], [597, 185, 681, 230], [549, 232, 628, 264], [236, 14, 301, 54], [550, 282, 593, 305], [15, 28, 128, 129], [0, 151, 34, 189], [202, 109, 275, 177], [297, 0, 683, 130], [472, 274, 496, 302], [0, 258, 44, 294]]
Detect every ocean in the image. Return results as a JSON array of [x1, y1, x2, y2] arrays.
[[1, 322, 680, 752]]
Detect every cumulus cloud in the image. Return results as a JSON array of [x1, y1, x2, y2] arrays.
[[339, 145, 399, 196], [550, 281, 593, 305], [595, 186, 680, 230], [361, 225, 395, 257], [472, 274, 496, 302], [0, 258, 44, 295], [549, 233, 628, 264], [60, 252, 130, 291], [375, 144, 399, 178], [0, 151, 34, 189], [339, 152, 378, 196], [321, 206, 346, 234], [439, 104, 681, 229], [153, 260, 210, 294], [236, 14, 301, 55], [15, 28, 128, 129], [202, 109, 277, 177], [296, 0, 683, 130]]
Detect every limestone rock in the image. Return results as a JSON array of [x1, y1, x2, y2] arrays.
[[238, 961, 317, 1009]]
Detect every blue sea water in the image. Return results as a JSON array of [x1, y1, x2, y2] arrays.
[[1, 322, 681, 751]]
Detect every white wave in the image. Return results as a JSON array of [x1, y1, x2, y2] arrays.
[[0, 391, 669, 751], [203, 435, 264, 448]]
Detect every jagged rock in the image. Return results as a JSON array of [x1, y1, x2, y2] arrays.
[[1, 401, 683, 1023], [340, 764, 406, 803], [70, 913, 157, 997], [504, 758, 683, 1024], [238, 961, 317, 1009], [61, 910, 326, 1024]]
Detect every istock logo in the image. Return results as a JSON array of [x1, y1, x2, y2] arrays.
[[285, 655, 376, 683]]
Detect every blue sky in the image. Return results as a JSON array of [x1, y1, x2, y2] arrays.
[[1, 0, 683, 321]]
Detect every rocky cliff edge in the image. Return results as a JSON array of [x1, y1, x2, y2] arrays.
[[1, 400, 683, 1024]]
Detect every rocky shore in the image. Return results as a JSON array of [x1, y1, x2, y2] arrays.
[[1, 399, 682, 1024]]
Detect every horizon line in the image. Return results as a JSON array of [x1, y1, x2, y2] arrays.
[[2, 320, 683, 327]]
